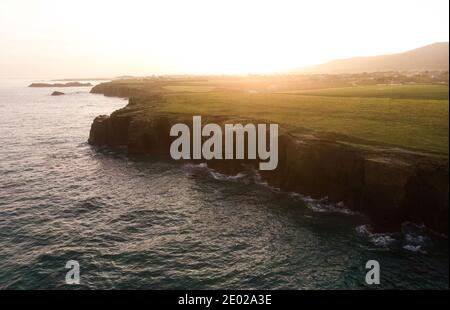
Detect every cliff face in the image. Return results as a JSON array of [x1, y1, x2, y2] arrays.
[[89, 103, 449, 235], [263, 135, 448, 233]]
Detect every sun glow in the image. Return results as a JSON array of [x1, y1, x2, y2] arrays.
[[0, 0, 448, 78]]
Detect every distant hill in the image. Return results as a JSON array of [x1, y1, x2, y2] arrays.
[[296, 42, 449, 73]]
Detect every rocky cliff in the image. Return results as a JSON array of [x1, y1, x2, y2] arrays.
[[88, 84, 449, 235]]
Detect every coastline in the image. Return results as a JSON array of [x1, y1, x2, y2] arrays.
[[88, 79, 449, 235]]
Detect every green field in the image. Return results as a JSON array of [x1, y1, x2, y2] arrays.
[[280, 84, 449, 100], [155, 84, 448, 155], [94, 78, 449, 155], [163, 85, 216, 92]]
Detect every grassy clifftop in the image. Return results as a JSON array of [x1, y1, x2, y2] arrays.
[[91, 75, 449, 155], [88, 74, 449, 233]]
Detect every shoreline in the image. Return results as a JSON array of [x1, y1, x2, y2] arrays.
[[87, 79, 449, 235]]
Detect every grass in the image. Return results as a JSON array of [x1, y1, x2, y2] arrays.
[[97, 79, 449, 155], [280, 84, 449, 100], [163, 85, 216, 92], [156, 85, 448, 155]]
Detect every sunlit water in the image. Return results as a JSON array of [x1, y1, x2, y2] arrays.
[[0, 80, 448, 289]]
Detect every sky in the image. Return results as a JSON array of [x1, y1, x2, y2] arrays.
[[0, 0, 448, 79]]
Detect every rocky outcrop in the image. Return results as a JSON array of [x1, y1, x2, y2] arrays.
[[51, 91, 65, 96]]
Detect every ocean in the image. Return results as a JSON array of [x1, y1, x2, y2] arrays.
[[0, 80, 448, 289]]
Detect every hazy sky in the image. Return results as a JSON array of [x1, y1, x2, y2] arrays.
[[0, 0, 448, 79]]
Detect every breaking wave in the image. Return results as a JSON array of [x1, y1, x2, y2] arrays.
[[356, 223, 433, 254]]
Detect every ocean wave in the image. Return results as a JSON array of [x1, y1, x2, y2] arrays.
[[356, 223, 431, 253], [302, 196, 355, 215], [401, 223, 430, 254], [356, 224, 396, 247], [209, 171, 247, 181], [182, 162, 248, 182]]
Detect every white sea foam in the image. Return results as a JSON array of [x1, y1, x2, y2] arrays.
[[356, 224, 396, 247], [403, 244, 426, 253], [301, 196, 355, 215], [356, 223, 432, 253], [209, 171, 247, 181]]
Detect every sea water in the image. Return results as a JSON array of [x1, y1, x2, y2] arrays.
[[0, 80, 448, 289]]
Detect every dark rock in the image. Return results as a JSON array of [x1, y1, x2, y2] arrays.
[[88, 115, 110, 145], [51, 91, 65, 96]]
